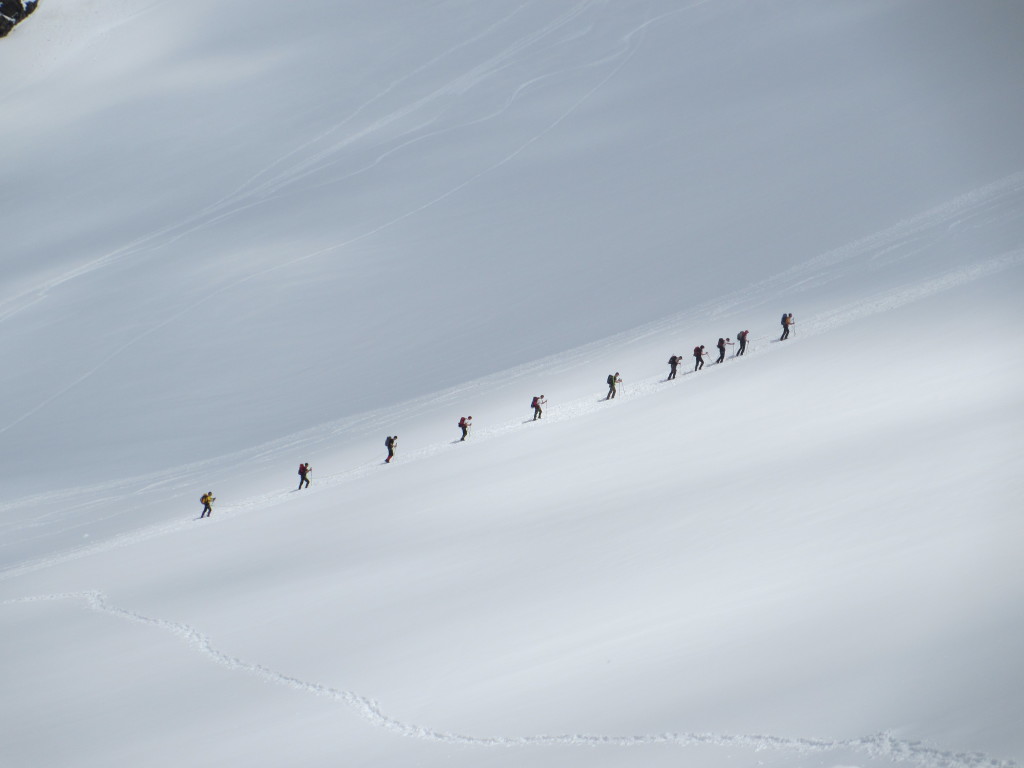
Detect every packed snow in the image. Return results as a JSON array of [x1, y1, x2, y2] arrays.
[[1, 1, 1022, 767]]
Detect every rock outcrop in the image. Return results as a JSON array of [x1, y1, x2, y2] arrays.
[[1, 0, 39, 39]]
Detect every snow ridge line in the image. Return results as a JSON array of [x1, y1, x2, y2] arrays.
[[3, 591, 1016, 768], [698, 170, 1024, 321]]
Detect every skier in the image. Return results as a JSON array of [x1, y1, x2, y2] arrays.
[[531, 395, 546, 420], [693, 345, 706, 371], [297, 462, 311, 490], [384, 435, 398, 463], [199, 491, 215, 518], [605, 372, 622, 400], [458, 416, 473, 441], [736, 330, 749, 356], [667, 354, 681, 380], [780, 313, 794, 340], [716, 337, 733, 364]]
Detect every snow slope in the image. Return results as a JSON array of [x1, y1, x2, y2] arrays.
[[1, 1, 1023, 767]]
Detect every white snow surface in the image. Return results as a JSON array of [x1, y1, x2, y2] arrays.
[[1, 1, 1023, 767]]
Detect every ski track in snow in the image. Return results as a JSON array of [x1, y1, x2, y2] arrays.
[[2, 590, 1017, 768]]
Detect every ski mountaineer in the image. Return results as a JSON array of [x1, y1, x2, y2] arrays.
[[780, 313, 794, 340], [384, 435, 397, 463], [736, 330, 749, 356], [531, 395, 546, 421], [667, 354, 681, 380], [716, 337, 733, 364], [693, 345, 706, 371], [605, 372, 622, 400], [458, 416, 472, 441], [298, 462, 311, 490], [199, 491, 215, 518]]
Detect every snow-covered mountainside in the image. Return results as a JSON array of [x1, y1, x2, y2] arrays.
[[1, 2, 1022, 767]]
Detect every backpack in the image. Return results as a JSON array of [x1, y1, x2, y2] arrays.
[[385, 436, 391, 447], [694, 346, 702, 356], [458, 417, 466, 427], [607, 374, 615, 385], [531, 397, 539, 408]]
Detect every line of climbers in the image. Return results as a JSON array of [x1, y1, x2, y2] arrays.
[[197, 314, 796, 518]]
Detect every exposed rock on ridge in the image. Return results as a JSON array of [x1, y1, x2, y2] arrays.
[[1, 0, 39, 39]]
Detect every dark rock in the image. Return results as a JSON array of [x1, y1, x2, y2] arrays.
[[1, 0, 39, 39]]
